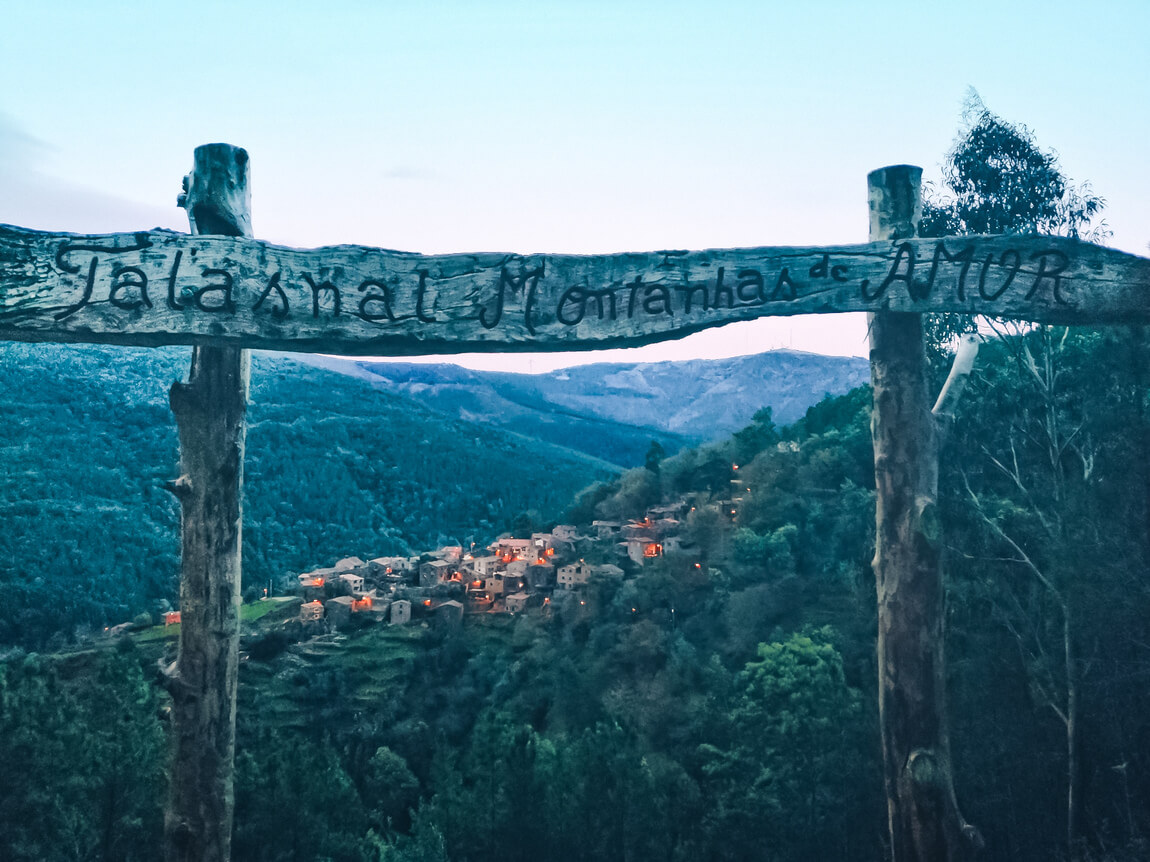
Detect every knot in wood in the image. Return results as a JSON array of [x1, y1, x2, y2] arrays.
[[163, 475, 193, 499], [962, 823, 987, 851], [914, 497, 941, 548], [168, 380, 204, 416], [906, 747, 943, 788]]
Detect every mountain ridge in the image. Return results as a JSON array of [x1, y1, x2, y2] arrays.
[[295, 349, 870, 459]]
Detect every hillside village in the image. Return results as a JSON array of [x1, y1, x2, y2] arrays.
[[285, 498, 707, 634]]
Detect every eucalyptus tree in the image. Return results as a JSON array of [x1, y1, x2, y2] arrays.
[[925, 92, 1136, 860]]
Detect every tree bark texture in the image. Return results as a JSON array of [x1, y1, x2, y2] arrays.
[[868, 165, 981, 861], [163, 143, 251, 862]]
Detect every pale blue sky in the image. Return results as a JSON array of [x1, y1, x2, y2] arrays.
[[2, 1, 1147, 371]]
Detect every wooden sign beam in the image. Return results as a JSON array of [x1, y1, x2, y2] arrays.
[[2, 225, 1149, 354]]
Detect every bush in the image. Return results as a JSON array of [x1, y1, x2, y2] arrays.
[[246, 630, 290, 662]]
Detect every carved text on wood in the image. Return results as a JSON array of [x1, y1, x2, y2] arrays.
[[2, 225, 1148, 354]]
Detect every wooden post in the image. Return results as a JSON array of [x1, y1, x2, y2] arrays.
[[163, 143, 251, 862], [868, 165, 981, 861]]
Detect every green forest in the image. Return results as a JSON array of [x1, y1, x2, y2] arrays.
[[0, 347, 615, 647], [4, 317, 1148, 860], [1, 101, 1149, 861]]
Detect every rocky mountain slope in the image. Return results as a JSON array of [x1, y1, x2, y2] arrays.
[[300, 350, 870, 459]]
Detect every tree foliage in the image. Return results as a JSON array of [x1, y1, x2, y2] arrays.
[[921, 90, 1109, 243], [921, 93, 1144, 861], [3, 351, 1148, 860], [0, 646, 166, 862]]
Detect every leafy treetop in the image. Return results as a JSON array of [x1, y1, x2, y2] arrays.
[[921, 90, 1110, 243]]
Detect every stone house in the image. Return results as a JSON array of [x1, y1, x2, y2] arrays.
[[431, 545, 463, 563], [361, 595, 389, 618], [557, 562, 592, 590], [338, 573, 366, 595], [369, 556, 413, 577], [626, 538, 663, 565], [622, 520, 654, 541], [472, 555, 501, 576], [420, 559, 453, 587], [490, 537, 532, 561], [505, 592, 530, 613], [431, 599, 464, 628], [390, 599, 411, 625], [531, 533, 559, 560], [592, 520, 623, 539], [501, 571, 528, 593], [648, 501, 688, 519], [298, 568, 334, 589]]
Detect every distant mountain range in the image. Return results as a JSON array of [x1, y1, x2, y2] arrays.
[[297, 350, 870, 465]]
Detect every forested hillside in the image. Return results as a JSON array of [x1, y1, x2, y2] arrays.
[[5, 325, 1147, 862], [0, 343, 615, 647], [240, 326, 1150, 862]]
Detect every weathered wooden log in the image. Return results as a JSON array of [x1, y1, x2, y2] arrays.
[[868, 165, 982, 861], [2, 224, 1149, 355], [163, 144, 251, 862]]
